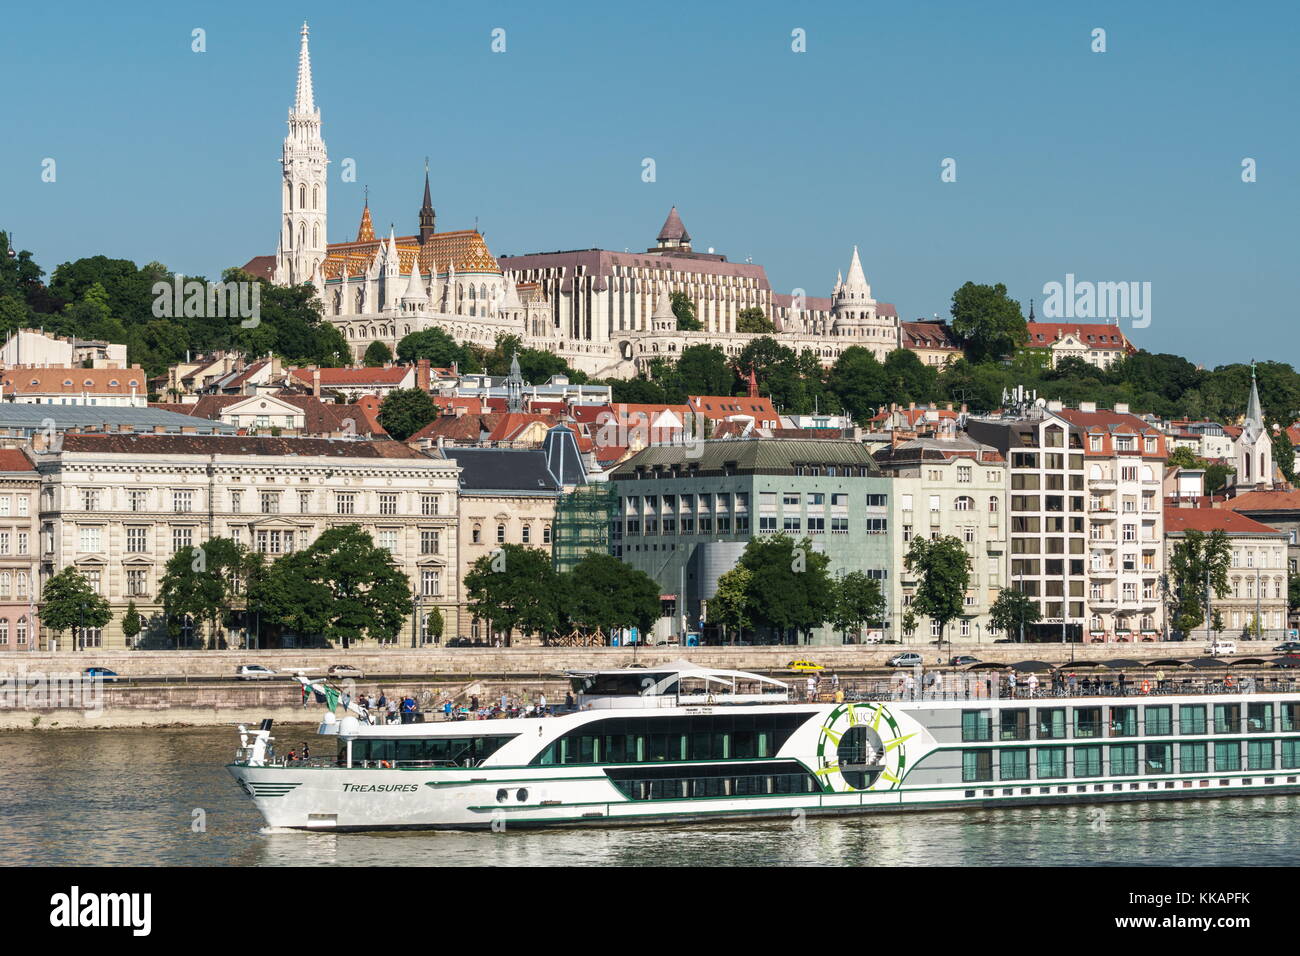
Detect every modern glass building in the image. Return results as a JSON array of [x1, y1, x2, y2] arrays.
[[608, 439, 891, 644]]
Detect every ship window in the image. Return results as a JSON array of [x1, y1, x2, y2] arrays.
[[531, 712, 812, 766], [350, 734, 519, 767]]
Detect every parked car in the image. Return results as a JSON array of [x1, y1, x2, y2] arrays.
[[787, 659, 824, 672], [236, 664, 276, 681], [327, 664, 364, 679], [447, 637, 472, 647], [949, 655, 981, 667], [1207, 640, 1238, 657], [887, 652, 923, 668], [83, 666, 121, 683], [1273, 641, 1300, 653]]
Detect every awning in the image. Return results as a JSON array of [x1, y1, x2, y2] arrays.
[[1099, 658, 1141, 669], [1188, 657, 1228, 669], [1010, 660, 1054, 672]]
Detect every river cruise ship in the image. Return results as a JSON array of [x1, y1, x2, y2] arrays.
[[228, 661, 1300, 831]]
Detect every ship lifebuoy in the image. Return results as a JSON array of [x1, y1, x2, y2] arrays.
[[379, 759, 392, 768], [1225, 676, 1235, 689], [1141, 680, 1151, 694]]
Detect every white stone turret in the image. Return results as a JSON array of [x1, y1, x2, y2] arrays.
[[401, 263, 427, 313], [652, 289, 677, 333], [275, 22, 328, 287]]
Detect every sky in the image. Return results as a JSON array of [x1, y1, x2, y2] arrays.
[[1, 0, 1296, 367]]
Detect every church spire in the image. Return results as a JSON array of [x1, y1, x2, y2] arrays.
[[418, 159, 436, 244], [295, 21, 315, 115], [1246, 360, 1263, 427], [506, 352, 525, 413], [356, 192, 374, 242]]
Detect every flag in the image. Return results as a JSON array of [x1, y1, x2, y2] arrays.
[[322, 684, 339, 712]]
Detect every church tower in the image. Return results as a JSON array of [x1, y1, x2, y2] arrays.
[[418, 161, 436, 244], [275, 22, 328, 287], [1236, 361, 1273, 488]]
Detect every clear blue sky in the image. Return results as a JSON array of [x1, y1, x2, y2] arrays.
[[2, 0, 1295, 366]]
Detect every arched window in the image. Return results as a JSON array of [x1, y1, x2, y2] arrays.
[[954, 496, 974, 511], [312, 184, 319, 209], [0, 619, 8, 645], [298, 184, 306, 208], [989, 496, 999, 513], [472, 525, 482, 544], [543, 526, 552, 544], [298, 222, 306, 249], [16, 616, 27, 645], [496, 524, 506, 544], [312, 224, 319, 247], [521, 526, 531, 544]]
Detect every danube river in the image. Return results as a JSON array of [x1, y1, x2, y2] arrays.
[[2, 727, 1295, 866]]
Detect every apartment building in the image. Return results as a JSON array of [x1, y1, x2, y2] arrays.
[[873, 430, 1008, 643], [0, 449, 39, 651], [31, 434, 458, 650], [1165, 507, 1289, 640]]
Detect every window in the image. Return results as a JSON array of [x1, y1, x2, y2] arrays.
[[172, 527, 194, 552], [1144, 743, 1172, 774], [79, 526, 102, 553], [379, 494, 398, 516], [1037, 708, 1066, 739], [336, 493, 356, 515], [957, 465, 972, 484], [1110, 744, 1138, 776], [782, 492, 800, 507], [418, 530, 440, 555], [961, 710, 992, 742], [1073, 746, 1102, 777], [783, 515, 801, 533], [421, 494, 440, 516], [126, 568, 149, 597], [543, 526, 552, 545], [126, 527, 149, 553], [377, 530, 398, 554], [496, 524, 506, 544], [1213, 703, 1239, 735], [1180, 742, 1207, 773], [1037, 746, 1066, 779], [954, 496, 974, 511], [865, 494, 887, 507], [1179, 705, 1206, 735], [472, 525, 482, 544], [962, 750, 993, 782], [1145, 706, 1172, 736], [172, 490, 193, 513], [522, 525, 532, 544], [230, 490, 242, 513], [1109, 706, 1137, 737], [260, 491, 280, 514], [999, 750, 1029, 780], [999, 710, 1029, 741], [1074, 706, 1102, 738], [865, 518, 888, 534], [81, 489, 99, 510], [255, 529, 294, 554], [16, 497, 27, 517], [421, 570, 441, 597], [1283, 739, 1300, 769], [1247, 703, 1272, 732], [298, 491, 311, 513], [128, 490, 147, 512], [1247, 740, 1274, 771], [1213, 741, 1240, 772]]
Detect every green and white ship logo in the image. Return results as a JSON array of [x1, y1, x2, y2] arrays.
[[814, 702, 913, 792]]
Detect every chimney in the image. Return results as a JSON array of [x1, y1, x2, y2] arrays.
[[1114, 402, 1130, 414], [311, 367, 321, 397], [1080, 401, 1096, 413], [417, 358, 431, 392], [1047, 400, 1063, 412]]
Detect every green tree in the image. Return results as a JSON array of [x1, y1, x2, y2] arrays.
[[828, 346, 887, 423], [950, 281, 1027, 364], [561, 552, 661, 639], [670, 291, 702, 331], [121, 601, 143, 648], [1167, 446, 1198, 470], [736, 534, 835, 644], [881, 348, 938, 405], [158, 537, 247, 649], [989, 588, 1041, 643], [736, 307, 775, 334], [463, 544, 560, 645], [257, 526, 412, 648], [377, 387, 438, 441], [363, 340, 393, 367], [673, 344, 735, 397], [40, 567, 111, 651], [710, 567, 753, 645], [1168, 529, 1232, 635], [904, 535, 970, 646], [421, 605, 445, 644], [395, 327, 478, 370], [1272, 423, 1297, 486], [831, 571, 886, 644]]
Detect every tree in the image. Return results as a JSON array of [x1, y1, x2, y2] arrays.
[[377, 387, 438, 441], [463, 544, 560, 645], [363, 340, 393, 367], [1168, 446, 1199, 470], [670, 291, 702, 331], [561, 552, 661, 639], [736, 307, 775, 334], [673, 344, 735, 397], [158, 537, 248, 648], [40, 567, 111, 651], [257, 526, 412, 648], [828, 346, 887, 423], [710, 567, 753, 644], [1272, 423, 1297, 486], [396, 327, 477, 369], [831, 571, 886, 644], [121, 601, 143, 648], [881, 348, 938, 406], [420, 605, 445, 645], [736, 534, 835, 644], [949, 281, 1027, 364], [1168, 529, 1232, 635], [989, 588, 1040, 643], [904, 536, 970, 646]]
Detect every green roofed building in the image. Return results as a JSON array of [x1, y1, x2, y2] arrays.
[[608, 439, 892, 645]]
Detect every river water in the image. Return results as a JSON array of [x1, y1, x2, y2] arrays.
[[1, 727, 1295, 866]]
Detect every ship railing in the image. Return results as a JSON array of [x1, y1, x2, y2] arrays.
[[825, 677, 1300, 703]]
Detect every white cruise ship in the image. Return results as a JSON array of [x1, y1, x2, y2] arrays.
[[228, 661, 1300, 831]]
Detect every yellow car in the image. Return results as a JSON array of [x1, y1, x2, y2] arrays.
[[787, 659, 824, 673]]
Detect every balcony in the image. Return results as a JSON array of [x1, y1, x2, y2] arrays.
[[1090, 477, 1117, 491], [1089, 536, 1118, 548], [1089, 564, 1118, 577]]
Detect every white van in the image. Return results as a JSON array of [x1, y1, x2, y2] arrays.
[[1207, 640, 1237, 657]]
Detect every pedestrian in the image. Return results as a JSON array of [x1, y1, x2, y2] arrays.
[[1156, 668, 1166, 691], [933, 671, 945, 700], [539, 692, 547, 713], [470, 695, 480, 712], [1027, 673, 1038, 699], [806, 676, 816, 701], [1068, 672, 1078, 695], [301, 742, 310, 761], [565, 691, 574, 710], [376, 692, 387, 711], [903, 673, 916, 699], [443, 699, 453, 720], [1118, 672, 1127, 696], [1008, 671, 1018, 697]]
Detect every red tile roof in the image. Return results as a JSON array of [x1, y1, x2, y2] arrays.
[[687, 395, 779, 422], [288, 367, 414, 388], [1164, 507, 1285, 536], [2, 367, 147, 394], [58, 434, 427, 458], [1225, 490, 1300, 513], [0, 449, 34, 472], [1026, 322, 1136, 352]]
